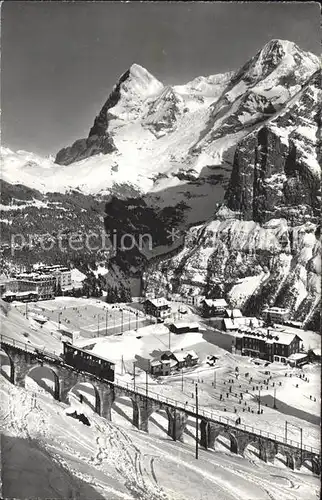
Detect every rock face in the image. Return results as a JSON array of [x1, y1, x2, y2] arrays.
[[55, 135, 116, 166], [225, 69, 321, 223]]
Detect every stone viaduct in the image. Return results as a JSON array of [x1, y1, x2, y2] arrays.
[[1, 337, 320, 475]]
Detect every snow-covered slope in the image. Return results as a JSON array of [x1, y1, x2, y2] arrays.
[[2, 376, 320, 500]]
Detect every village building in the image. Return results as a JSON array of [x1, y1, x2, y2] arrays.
[[182, 350, 199, 367], [150, 349, 199, 375], [4, 273, 56, 300], [311, 348, 321, 362], [262, 306, 290, 325], [185, 294, 206, 307], [169, 321, 199, 334], [169, 349, 199, 369], [287, 352, 309, 368], [168, 292, 205, 307], [33, 264, 72, 291], [201, 298, 228, 317], [233, 327, 302, 364], [223, 316, 262, 332], [149, 359, 172, 376], [143, 297, 171, 321]]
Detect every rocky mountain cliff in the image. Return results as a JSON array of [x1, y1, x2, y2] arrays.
[[142, 43, 321, 329], [1, 40, 320, 328]]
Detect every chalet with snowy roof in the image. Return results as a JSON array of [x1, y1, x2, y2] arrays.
[[181, 350, 199, 367], [172, 349, 199, 368], [169, 321, 199, 334], [233, 327, 302, 364], [201, 298, 228, 317], [156, 349, 199, 371], [262, 306, 290, 325], [143, 297, 171, 320]]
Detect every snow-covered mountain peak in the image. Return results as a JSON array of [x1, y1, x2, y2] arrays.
[[230, 39, 319, 89], [95, 63, 164, 124], [260, 39, 295, 58], [124, 63, 164, 98]]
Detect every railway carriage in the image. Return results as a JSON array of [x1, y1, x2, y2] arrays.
[[62, 341, 115, 381], [2, 291, 39, 302]]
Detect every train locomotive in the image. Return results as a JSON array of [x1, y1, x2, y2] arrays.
[[62, 341, 115, 382]]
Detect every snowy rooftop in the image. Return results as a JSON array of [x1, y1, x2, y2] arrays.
[[150, 359, 162, 367], [237, 327, 301, 345], [274, 332, 302, 345], [170, 321, 199, 330], [70, 268, 87, 282], [263, 306, 290, 314], [173, 349, 199, 361], [288, 353, 308, 361], [203, 298, 228, 307], [146, 297, 170, 308], [223, 319, 239, 330], [226, 309, 243, 318]]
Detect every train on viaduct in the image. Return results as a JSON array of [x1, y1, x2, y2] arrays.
[[1, 335, 320, 475]]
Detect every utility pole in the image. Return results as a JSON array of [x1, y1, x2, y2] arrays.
[[181, 369, 184, 391], [195, 383, 199, 460], [146, 370, 149, 399], [285, 421, 288, 442], [258, 388, 261, 414], [133, 362, 136, 391], [273, 387, 277, 409], [300, 427, 303, 462], [135, 311, 138, 331], [25, 302, 28, 319]]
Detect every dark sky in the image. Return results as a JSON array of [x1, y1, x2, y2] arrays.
[[1, 1, 320, 156]]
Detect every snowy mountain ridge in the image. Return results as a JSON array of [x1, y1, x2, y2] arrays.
[[2, 39, 319, 198]]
